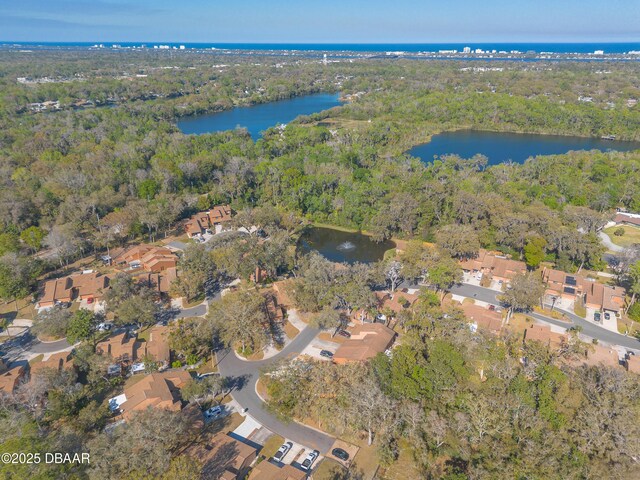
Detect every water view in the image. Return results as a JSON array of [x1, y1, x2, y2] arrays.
[[407, 130, 640, 165], [177, 92, 342, 138], [299, 226, 396, 264]]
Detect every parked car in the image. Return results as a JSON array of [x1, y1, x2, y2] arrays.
[[130, 363, 145, 374], [197, 372, 217, 380], [273, 441, 293, 462], [301, 449, 319, 470], [320, 350, 334, 359], [332, 448, 349, 461], [604, 312, 611, 321], [488, 305, 496, 311], [97, 323, 113, 332], [204, 405, 222, 418], [337, 330, 351, 338], [594, 312, 602, 322]]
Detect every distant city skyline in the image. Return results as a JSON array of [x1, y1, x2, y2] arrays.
[[1, 0, 638, 43]]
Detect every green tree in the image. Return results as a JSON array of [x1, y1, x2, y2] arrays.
[[20, 226, 46, 253], [66, 309, 98, 344], [500, 272, 546, 320], [524, 236, 547, 268]]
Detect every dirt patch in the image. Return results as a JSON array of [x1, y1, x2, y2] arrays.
[[283, 321, 300, 339]]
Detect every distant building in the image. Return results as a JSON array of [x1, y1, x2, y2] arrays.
[[0, 361, 26, 394], [463, 46, 471, 53], [542, 268, 626, 314], [460, 250, 526, 284], [39, 272, 110, 309], [185, 205, 233, 238], [333, 323, 396, 364], [614, 211, 640, 227], [114, 245, 178, 272]]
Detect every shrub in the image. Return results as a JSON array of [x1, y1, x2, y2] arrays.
[[171, 360, 182, 368], [186, 354, 199, 365], [628, 303, 640, 322], [614, 227, 625, 236]]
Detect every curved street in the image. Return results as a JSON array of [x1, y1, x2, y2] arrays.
[[216, 324, 336, 453], [450, 283, 640, 351]]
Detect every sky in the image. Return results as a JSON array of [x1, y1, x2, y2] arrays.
[[1, 0, 638, 43]]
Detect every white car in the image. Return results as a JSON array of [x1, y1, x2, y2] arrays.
[[130, 363, 145, 374], [300, 449, 319, 470], [273, 441, 292, 462], [204, 405, 223, 418]]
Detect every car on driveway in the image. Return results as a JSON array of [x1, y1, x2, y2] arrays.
[[594, 312, 602, 322], [204, 405, 222, 419], [320, 350, 334, 359], [337, 330, 351, 338], [332, 448, 349, 461], [604, 312, 611, 321], [301, 449, 319, 470], [273, 441, 292, 462]]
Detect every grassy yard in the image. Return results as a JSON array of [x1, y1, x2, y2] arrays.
[[604, 225, 640, 248], [260, 434, 285, 459], [283, 321, 299, 340], [379, 440, 422, 480], [314, 459, 349, 480]]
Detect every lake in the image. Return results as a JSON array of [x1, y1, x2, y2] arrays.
[[407, 130, 640, 165], [299, 226, 396, 264], [177, 92, 342, 138]]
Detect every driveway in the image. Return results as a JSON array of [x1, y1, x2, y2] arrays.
[[450, 283, 640, 351], [216, 325, 335, 453], [598, 231, 625, 253]]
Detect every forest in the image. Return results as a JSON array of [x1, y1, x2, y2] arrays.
[[1, 49, 640, 479]]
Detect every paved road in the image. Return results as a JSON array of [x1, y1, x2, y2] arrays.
[[1, 331, 71, 362], [450, 283, 640, 351], [216, 325, 336, 453]]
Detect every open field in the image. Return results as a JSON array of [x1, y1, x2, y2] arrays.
[[604, 225, 640, 247]]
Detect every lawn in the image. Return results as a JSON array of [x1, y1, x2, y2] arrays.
[[283, 321, 300, 340], [378, 440, 422, 480], [260, 434, 285, 459], [314, 459, 348, 480], [604, 225, 640, 248]]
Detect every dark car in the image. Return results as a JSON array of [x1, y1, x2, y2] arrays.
[[332, 448, 349, 461], [337, 330, 351, 338], [320, 350, 334, 359], [594, 312, 602, 322]]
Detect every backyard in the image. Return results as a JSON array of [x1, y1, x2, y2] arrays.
[[603, 225, 640, 248]]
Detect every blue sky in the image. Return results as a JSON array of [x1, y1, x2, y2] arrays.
[[1, 0, 638, 43]]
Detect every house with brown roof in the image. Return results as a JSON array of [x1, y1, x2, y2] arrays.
[[461, 303, 503, 335], [460, 249, 526, 284], [263, 291, 285, 323], [523, 324, 567, 349], [0, 362, 26, 394], [571, 344, 621, 369], [333, 323, 396, 364], [248, 461, 306, 480], [115, 245, 178, 273], [139, 267, 178, 294], [30, 351, 75, 377], [614, 211, 640, 227], [96, 332, 139, 365], [143, 326, 172, 366], [185, 205, 233, 238], [118, 370, 191, 420], [542, 268, 626, 313], [39, 272, 110, 309], [186, 432, 258, 480]]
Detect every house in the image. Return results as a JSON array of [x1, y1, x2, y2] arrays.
[[263, 291, 285, 323], [115, 245, 178, 272], [186, 432, 257, 480], [614, 211, 640, 227], [139, 267, 178, 294], [117, 370, 192, 420], [460, 250, 526, 284], [96, 332, 139, 365], [185, 205, 233, 238], [143, 326, 172, 366], [248, 460, 306, 480], [39, 272, 110, 308], [523, 324, 567, 349], [542, 268, 626, 313], [333, 323, 396, 364], [30, 351, 75, 377], [0, 362, 26, 394], [460, 303, 503, 334], [376, 290, 419, 314], [625, 355, 640, 374], [572, 344, 621, 369]]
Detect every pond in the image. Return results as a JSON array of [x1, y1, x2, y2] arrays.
[[299, 226, 396, 264], [177, 92, 342, 138], [407, 130, 640, 166]]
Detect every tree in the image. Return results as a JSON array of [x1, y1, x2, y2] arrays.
[[181, 376, 224, 405], [425, 255, 462, 302], [20, 226, 46, 253], [309, 306, 343, 332], [207, 288, 269, 355], [625, 261, 640, 313], [0, 254, 41, 309], [32, 306, 73, 339], [435, 224, 480, 260], [171, 243, 217, 301], [66, 309, 98, 344], [383, 259, 403, 292], [104, 273, 137, 311], [524, 236, 547, 268], [169, 317, 215, 358], [500, 272, 546, 320], [113, 289, 158, 328], [0, 232, 20, 255]]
